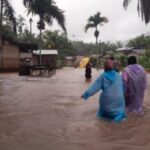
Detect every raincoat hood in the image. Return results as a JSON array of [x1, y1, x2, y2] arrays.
[[128, 64, 145, 75], [103, 70, 117, 82]]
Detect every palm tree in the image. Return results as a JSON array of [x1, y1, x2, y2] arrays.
[[85, 12, 108, 68], [123, 0, 150, 24], [23, 0, 66, 65], [0, 0, 17, 34], [0, 0, 17, 68]]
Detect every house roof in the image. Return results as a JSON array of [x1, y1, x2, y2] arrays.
[[2, 36, 38, 52], [65, 56, 74, 60], [116, 47, 134, 51], [19, 43, 38, 52], [33, 49, 58, 55], [116, 47, 145, 55]]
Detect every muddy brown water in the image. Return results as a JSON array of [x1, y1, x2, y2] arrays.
[[0, 68, 150, 150]]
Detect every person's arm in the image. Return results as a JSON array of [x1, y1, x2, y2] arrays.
[[81, 74, 103, 100]]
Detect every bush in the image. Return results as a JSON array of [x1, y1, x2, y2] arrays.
[[56, 59, 65, 68], [138, 56, 150, 70], [119, 56, 128, 68], [90, 57, 97, 68]]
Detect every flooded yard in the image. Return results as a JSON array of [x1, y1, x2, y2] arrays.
[[0, 67, 150, 150]]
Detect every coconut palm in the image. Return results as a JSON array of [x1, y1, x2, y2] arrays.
[[85, 12, 108, 68], [123, 0, 150, 24], [0, 0, 17, 68], [23, 0, 66, 64], [0, 0, 17, 33]]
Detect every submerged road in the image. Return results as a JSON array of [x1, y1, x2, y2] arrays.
[[0, 68, 150, 150]]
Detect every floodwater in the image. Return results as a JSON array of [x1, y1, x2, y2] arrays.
[[0, 67, 150, 150]]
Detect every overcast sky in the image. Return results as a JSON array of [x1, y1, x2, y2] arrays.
[[12, 0, 150, 43]]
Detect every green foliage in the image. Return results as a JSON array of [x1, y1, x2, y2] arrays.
[[138, 55, 150, 70], [43, 30, 75, 57], [0, 0, 17, 33], [23, 0, 66, 32], [85, 12, 108, 33], [123, 0, 150, 24], [90, 57, 97, 67], [71, 40, 122, 57], [16, 15, 26, 38], [119, 56, 128, 68], [21, 28, 39, 44], [127, 34, 147, 48], [126, 34, 150, 60], [1, 24, 17, 40], [72, 41, 96, 55], [56, 55, 65, 68]]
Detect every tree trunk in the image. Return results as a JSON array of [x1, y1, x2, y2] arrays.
[[29, 18, 32, 35], [96, 36, 99, 69], [95, 28, 99, 70]]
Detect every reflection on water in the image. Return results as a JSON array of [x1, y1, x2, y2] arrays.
[[0, 68, 150, 150]]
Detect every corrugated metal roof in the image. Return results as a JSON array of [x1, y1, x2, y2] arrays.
[[33, 49, 58, 55], [116, 47, 134, 51]]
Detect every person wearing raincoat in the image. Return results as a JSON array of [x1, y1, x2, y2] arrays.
[[122, 56, 147, 115], [81, 60, 126, 123], [85, 62, 92, 79]]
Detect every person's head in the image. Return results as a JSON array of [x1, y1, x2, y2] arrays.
[[128, 56, 137, 65], [104, 59, 114, 72]]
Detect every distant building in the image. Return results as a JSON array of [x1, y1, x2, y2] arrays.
[[74, 55, 84, 67], [65, 56, 75, 66], [32, 49, 58, 70], [116, 47, 145, 57], [0, 37, 37, 72], [0, 39, 19, 71]]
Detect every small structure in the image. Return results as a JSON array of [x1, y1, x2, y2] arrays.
[[74, 55, 84, 67], [116, 47, 145, 57], [0, 38, 19, 71], [0, 37, 37, 72], [65, 56, 75, 66], [32, 49, 58, 70]]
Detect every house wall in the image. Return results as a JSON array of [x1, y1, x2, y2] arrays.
[[65, 59, 75, 66], [127, 53, 138, 57], [2, 41, 19, 70], [20, 52, 32, 59]]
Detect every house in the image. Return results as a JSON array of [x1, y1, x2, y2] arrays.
[[0, 38, 19, 71], [32, 49, 58, 70], [74, 55, 84, 67], [0, 37, 38, 72], [65, 56, 75, 66], [116, 47, 145, 57]]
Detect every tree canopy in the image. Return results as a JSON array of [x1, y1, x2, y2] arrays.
[[23, 0, 66, 32], [123, 0, 150, 24]]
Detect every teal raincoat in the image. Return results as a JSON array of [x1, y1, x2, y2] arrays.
[[82, 70, 126, 123]]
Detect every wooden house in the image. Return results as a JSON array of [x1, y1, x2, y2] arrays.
[[0, 37, 38, 72], [65, 56, 75, 66], [32, 49, 58, 70], [116, 47, 145, 57]]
